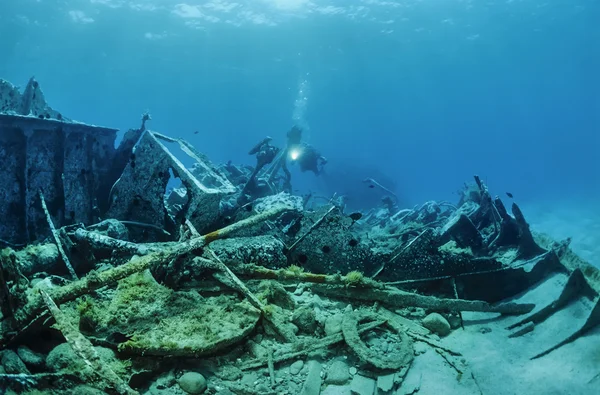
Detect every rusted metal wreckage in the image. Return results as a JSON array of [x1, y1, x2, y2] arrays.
[[1, 77, 600, 394], [0, 78, 117, 246], [0, 77, 235, 247]]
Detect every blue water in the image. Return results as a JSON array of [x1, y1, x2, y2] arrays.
[[1, 0, 598, 208]]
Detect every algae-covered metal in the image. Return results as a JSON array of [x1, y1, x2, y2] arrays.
[[0, 78, 118, 245]]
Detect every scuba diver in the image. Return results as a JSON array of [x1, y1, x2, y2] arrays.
[[286, 125, 328, 176], [238, 125, 327, 203]]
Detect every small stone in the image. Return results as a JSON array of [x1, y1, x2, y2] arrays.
[[322, 384, 352, 395], [46, 343, 81, 372], [290, 360, 304, 375], [422, 313, 451, 337], [178, 372, 207, 394], [325, 360, 350, 385], [17, 346, 45, 369], [300, 360, 322, 395], [72, 385, 109, 395], [399, 371, 422, 395], [349, 367, 358, 375], [256, 383, 270, 393], [404, 307, 426, 319], [1, 350, 30, 374], [309, 294, 324, 310], [480, 327, 492, 334], [216, 365, 242, 381], [324, 314, 344, 336], [350, 374, 376, 395], [380, 341, 389, 353], [394, 367, 409, 385], [376, 373, 395, 394], [414, 342, 428, 355], [248, 340, 268, 359], [241, 372, 258, 386], [365, 333, 379, 347], [292, 307, 318, 334]]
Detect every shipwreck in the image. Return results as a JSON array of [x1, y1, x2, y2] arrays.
[[0, 78, 599, 395]]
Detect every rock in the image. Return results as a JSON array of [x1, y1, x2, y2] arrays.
[[300, 360, 322, 395], [308, 294, 325, 310], [350, 374, 376, 395], [325, 360, 350, 385], [46, 343, 84, 372], [46, 344, 123, 375], [349, 367, 358, 375], [248, 340, 268, 359], [290, 360, 304, 375], [376, 373, 395, 394], [447, 312, 462, 329], [293, 284, 305, 295], [324, 314, 344, 336], [258, 281, 296, 309], [178, 372, 207, 394], [149, 371, 177, 394], [241, 372, 258, 386], [414, 342, 428, 355], [422, 313, 451, 337], [256, 383, 270, 393], [46, 343, 79, 371], [0, 350, 30, 374], [380, 341, 389, 353], [394, 368, 410, 386], [216, 365, 242, 381], [399, 371, 422, 395], [322, 385, 352, 395], [72, 385, 109, 395], [17, 346, 45, 368], [292, 307, 318, 334], [15, 243, 59, 276], [90, 219, 129, 240]]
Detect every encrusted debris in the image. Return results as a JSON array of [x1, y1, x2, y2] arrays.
[[0, 78, 599, 394]]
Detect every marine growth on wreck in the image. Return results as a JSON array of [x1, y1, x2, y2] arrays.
[[1, 78, 599, 395]]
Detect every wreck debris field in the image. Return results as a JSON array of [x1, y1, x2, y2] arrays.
[[0, 77, 598, 395]]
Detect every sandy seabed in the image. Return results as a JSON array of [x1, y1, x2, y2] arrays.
[[524, 199, 600, 268]]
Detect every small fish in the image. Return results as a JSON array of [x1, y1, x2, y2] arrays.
[[506, 192, 514, 198], [368, 184, 375, 189], [194, 130, 199, 135], [348, 212, 362, 221]]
